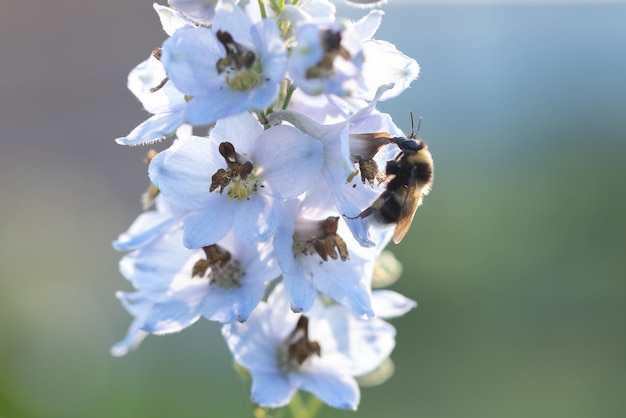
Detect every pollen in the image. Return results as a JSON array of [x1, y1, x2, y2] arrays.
[[226, 175, 257, 200], [225, 69, 260, 92], [358, 157, 385, 186]]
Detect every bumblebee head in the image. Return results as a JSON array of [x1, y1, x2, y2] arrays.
[[390, 137, 424, 155]]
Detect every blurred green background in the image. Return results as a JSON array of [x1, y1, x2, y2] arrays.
[[1, 1, 625, 417]]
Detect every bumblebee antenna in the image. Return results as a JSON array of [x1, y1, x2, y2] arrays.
[[409, 112, 423, 139]]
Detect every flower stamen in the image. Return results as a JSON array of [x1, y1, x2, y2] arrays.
[[210, 142, 258, 201], [280, 316, 321, 371], [216, 31, 260, 92], [294, 216, 349, 262], [148, 47, 169, 93], [306, 30, 351, 80], [349, 133, 395, 185], [192, 244, 243, 288]]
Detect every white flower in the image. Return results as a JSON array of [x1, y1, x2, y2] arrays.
[[360, 39, 420, 101], [161, 1, 287, 126], [272, 198, 380, 317], [222, 284, 397, 410], [112, 227, 279, 356], [116, 4, 197, 146], [116, 52, 187, 146], [112, 0, 428, 411], [149, 113, 323, 248], [268, 83, 398, 246], [288, 10, 383, 97]]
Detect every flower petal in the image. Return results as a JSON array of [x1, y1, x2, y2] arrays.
[[255, 125, 323, 199], [154, 3, 191, 36], [325, 307, 396, 377], [273, 213, 318, 313], [116, 112, 184, 146], [210, 113, 262, 157], [221, 304, 285, 371], [251, 371, 297, 408], [295, 369, 359, 410], [148, 135, 223, 211], [168, 0, 219, 24], [183, 204, 234, 248], [312, 258, 374, 318], [233, 194, 278, 245], [161, 26, 223, 96], [142, 280, 209, 334], [371, 290, 417, 319], [360, 40, 419, 101]]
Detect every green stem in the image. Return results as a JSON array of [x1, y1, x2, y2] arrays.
[[282, 83, 296, 110], [256, 110, 271, 130], [258, 0, 268, 19], [306, 396, 323, 418], [287, 392, 308, 418], [286, 393, 323, 418]]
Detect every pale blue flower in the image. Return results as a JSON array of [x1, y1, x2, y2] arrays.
[[272, 197, 380, 317], [161, 2, 287, 126], [267, 109, 372, 246], [112, 227, 279, 356], [222, 284, 397, 410], [111, 0, 427, 409], [149, 113, 324, 248], [288, 22, 361, 96], [267, 84, 396, 246], [115, 54, 187, 146], [288, 11, 383, 97], [116, 5, 196, 146]]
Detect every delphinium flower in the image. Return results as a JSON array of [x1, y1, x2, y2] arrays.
[[160, 2, 288, 125], [112, 226, 279, 356], [287, 10, 383, 97], [148, 112, 324, 248], [112, 0, 432, 415], [222, 283, 412, 410], [116, 4, 196, 146], [272, 194, 386, 317]]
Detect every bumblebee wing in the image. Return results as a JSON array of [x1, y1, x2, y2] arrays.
[[393, 177, 423, 244], [349, 133, 394, 160]]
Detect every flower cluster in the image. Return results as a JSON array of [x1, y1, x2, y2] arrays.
[[112, 0, 428, 412]]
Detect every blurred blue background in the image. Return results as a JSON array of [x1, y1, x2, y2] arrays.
[[1, 1, 625, 417]]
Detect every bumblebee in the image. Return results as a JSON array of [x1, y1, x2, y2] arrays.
[[350, 117, 434, 244]]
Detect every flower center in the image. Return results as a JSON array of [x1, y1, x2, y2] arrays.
[[192, 244, 243, 288], [215, 30, 260, 92], [293, 216, 350, 262], [280, 316, 321, 371], [305, 29, 351, 80], [210, 142, 258, 201]]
